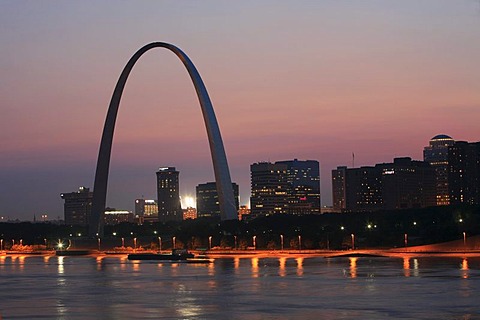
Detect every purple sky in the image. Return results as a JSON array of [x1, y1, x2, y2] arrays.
[[1, 1, 480, 221]]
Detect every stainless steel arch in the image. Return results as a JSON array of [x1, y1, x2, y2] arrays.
[[90, 42, 237, 237]]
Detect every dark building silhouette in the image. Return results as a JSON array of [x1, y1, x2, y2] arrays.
[[380, 157, 436, 210], [423, 134, 455, 205], [196, 182, 239, 218], [61, 186, 93, 226], [276, 159, 321, 214], [250, 159, 320, 217], [448, 141, 480, 205], [250, 162, 289, 217], [156, 167, 182, 222], [332, 157, 436, 212], [332, 166, 382, 212]]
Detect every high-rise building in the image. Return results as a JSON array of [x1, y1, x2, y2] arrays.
[[277, 159, 321, 214], [448, 141, 480, 205], [332, 158, 436, 212], [380, 157, 436, 210], [423, 134, 455, 205], [196, 182, 239, 218], [61, 186, 93, 226], [156, 167, 182, 222], [250, 162, 289, 217], [332, 166, 382, 212]]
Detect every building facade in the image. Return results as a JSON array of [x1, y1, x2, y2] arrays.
[[448, 141, 480, 205], [423, 134, 455, 205], [332, 158, 436, 212], [104, 208, 134, 225], [276, 159, 321, 215], [250, 160, 320, 217], [196, 182, 239, 218], [134, 199, 159, 223], [156, 167, 182, 222], [183, 207, 197, 220], [61, 186, 93, 226], [250, 162, 289, 217]]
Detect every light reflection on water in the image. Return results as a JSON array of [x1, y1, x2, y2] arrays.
[[0, 255, 479, 319]]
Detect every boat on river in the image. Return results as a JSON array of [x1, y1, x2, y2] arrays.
[[128, 249, 211, 263]]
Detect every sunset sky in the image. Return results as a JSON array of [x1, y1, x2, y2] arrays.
[[1, 1, 480, 221]]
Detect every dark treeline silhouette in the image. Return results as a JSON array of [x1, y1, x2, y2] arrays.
[[1, 204, 478, 250]]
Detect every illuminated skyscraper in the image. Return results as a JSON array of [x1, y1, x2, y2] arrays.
[[277, 159, 321, 214], [156, 167, 182, 222], [423, 134, 455, 205], [250, 162, 289, 217]]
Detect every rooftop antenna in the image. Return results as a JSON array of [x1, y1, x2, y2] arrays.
[[352, 152, 355, 168]]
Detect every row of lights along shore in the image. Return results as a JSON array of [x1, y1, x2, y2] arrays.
[[1, 218, 468, 251]]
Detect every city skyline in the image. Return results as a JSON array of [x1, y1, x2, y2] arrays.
[[1, 1, 480, 220]]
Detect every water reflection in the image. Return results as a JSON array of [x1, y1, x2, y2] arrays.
[[96, 256, 104, 271], [403, 257, 410, 277], [18, 255, 25, 271], [349, 257, 357, 278], [57, 256, 64, 275], [296, 257, 304, 276], [413, 258, 419, 277], [461, 258, 469, 279], [279, 257, 286, 277], [234, 257, 240, 272], [251, 257, 259, 278]]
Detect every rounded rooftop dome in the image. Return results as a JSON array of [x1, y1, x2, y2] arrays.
[[431, 134, 453, 140]]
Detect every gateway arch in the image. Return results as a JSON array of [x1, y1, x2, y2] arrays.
[[90, 42, 237, 237]]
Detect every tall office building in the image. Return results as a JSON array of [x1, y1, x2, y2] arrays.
[[448, 141, 480, 205], [196, 182, 239, 218], [332, 166, 347, 212], [250, 159, 320, 217], [156, 167, 182, 222], [61, 186, 93, 226], [250, 162, 289, 217], [277, 159, 321, 214], [423, 134, 455, 205], [380, 157, 436, 210], [332, 157, 436, 212], [332, 166, 382, 212]]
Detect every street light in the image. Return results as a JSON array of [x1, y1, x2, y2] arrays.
[[158, 237, 162, 252], [298, 235, 302, 250], [1, 239, 3, 251], [234, 235, 237, 250], [97, 238, 101, 251], [253, 236, 257, 250], [351, 234, 355, 250], [133, 237, 137, 250], [404, 233, 408, 247], [208, 236, 212, 250], [280, 234, 284, 251], [463, 232, 466, 246], [173, 236, 176, 249], [121, 237, 125, 248]]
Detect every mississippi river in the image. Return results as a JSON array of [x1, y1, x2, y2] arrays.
[[0, 254, 479, 319]]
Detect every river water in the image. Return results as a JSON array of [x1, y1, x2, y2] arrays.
[[0, 254, 479, 319]]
